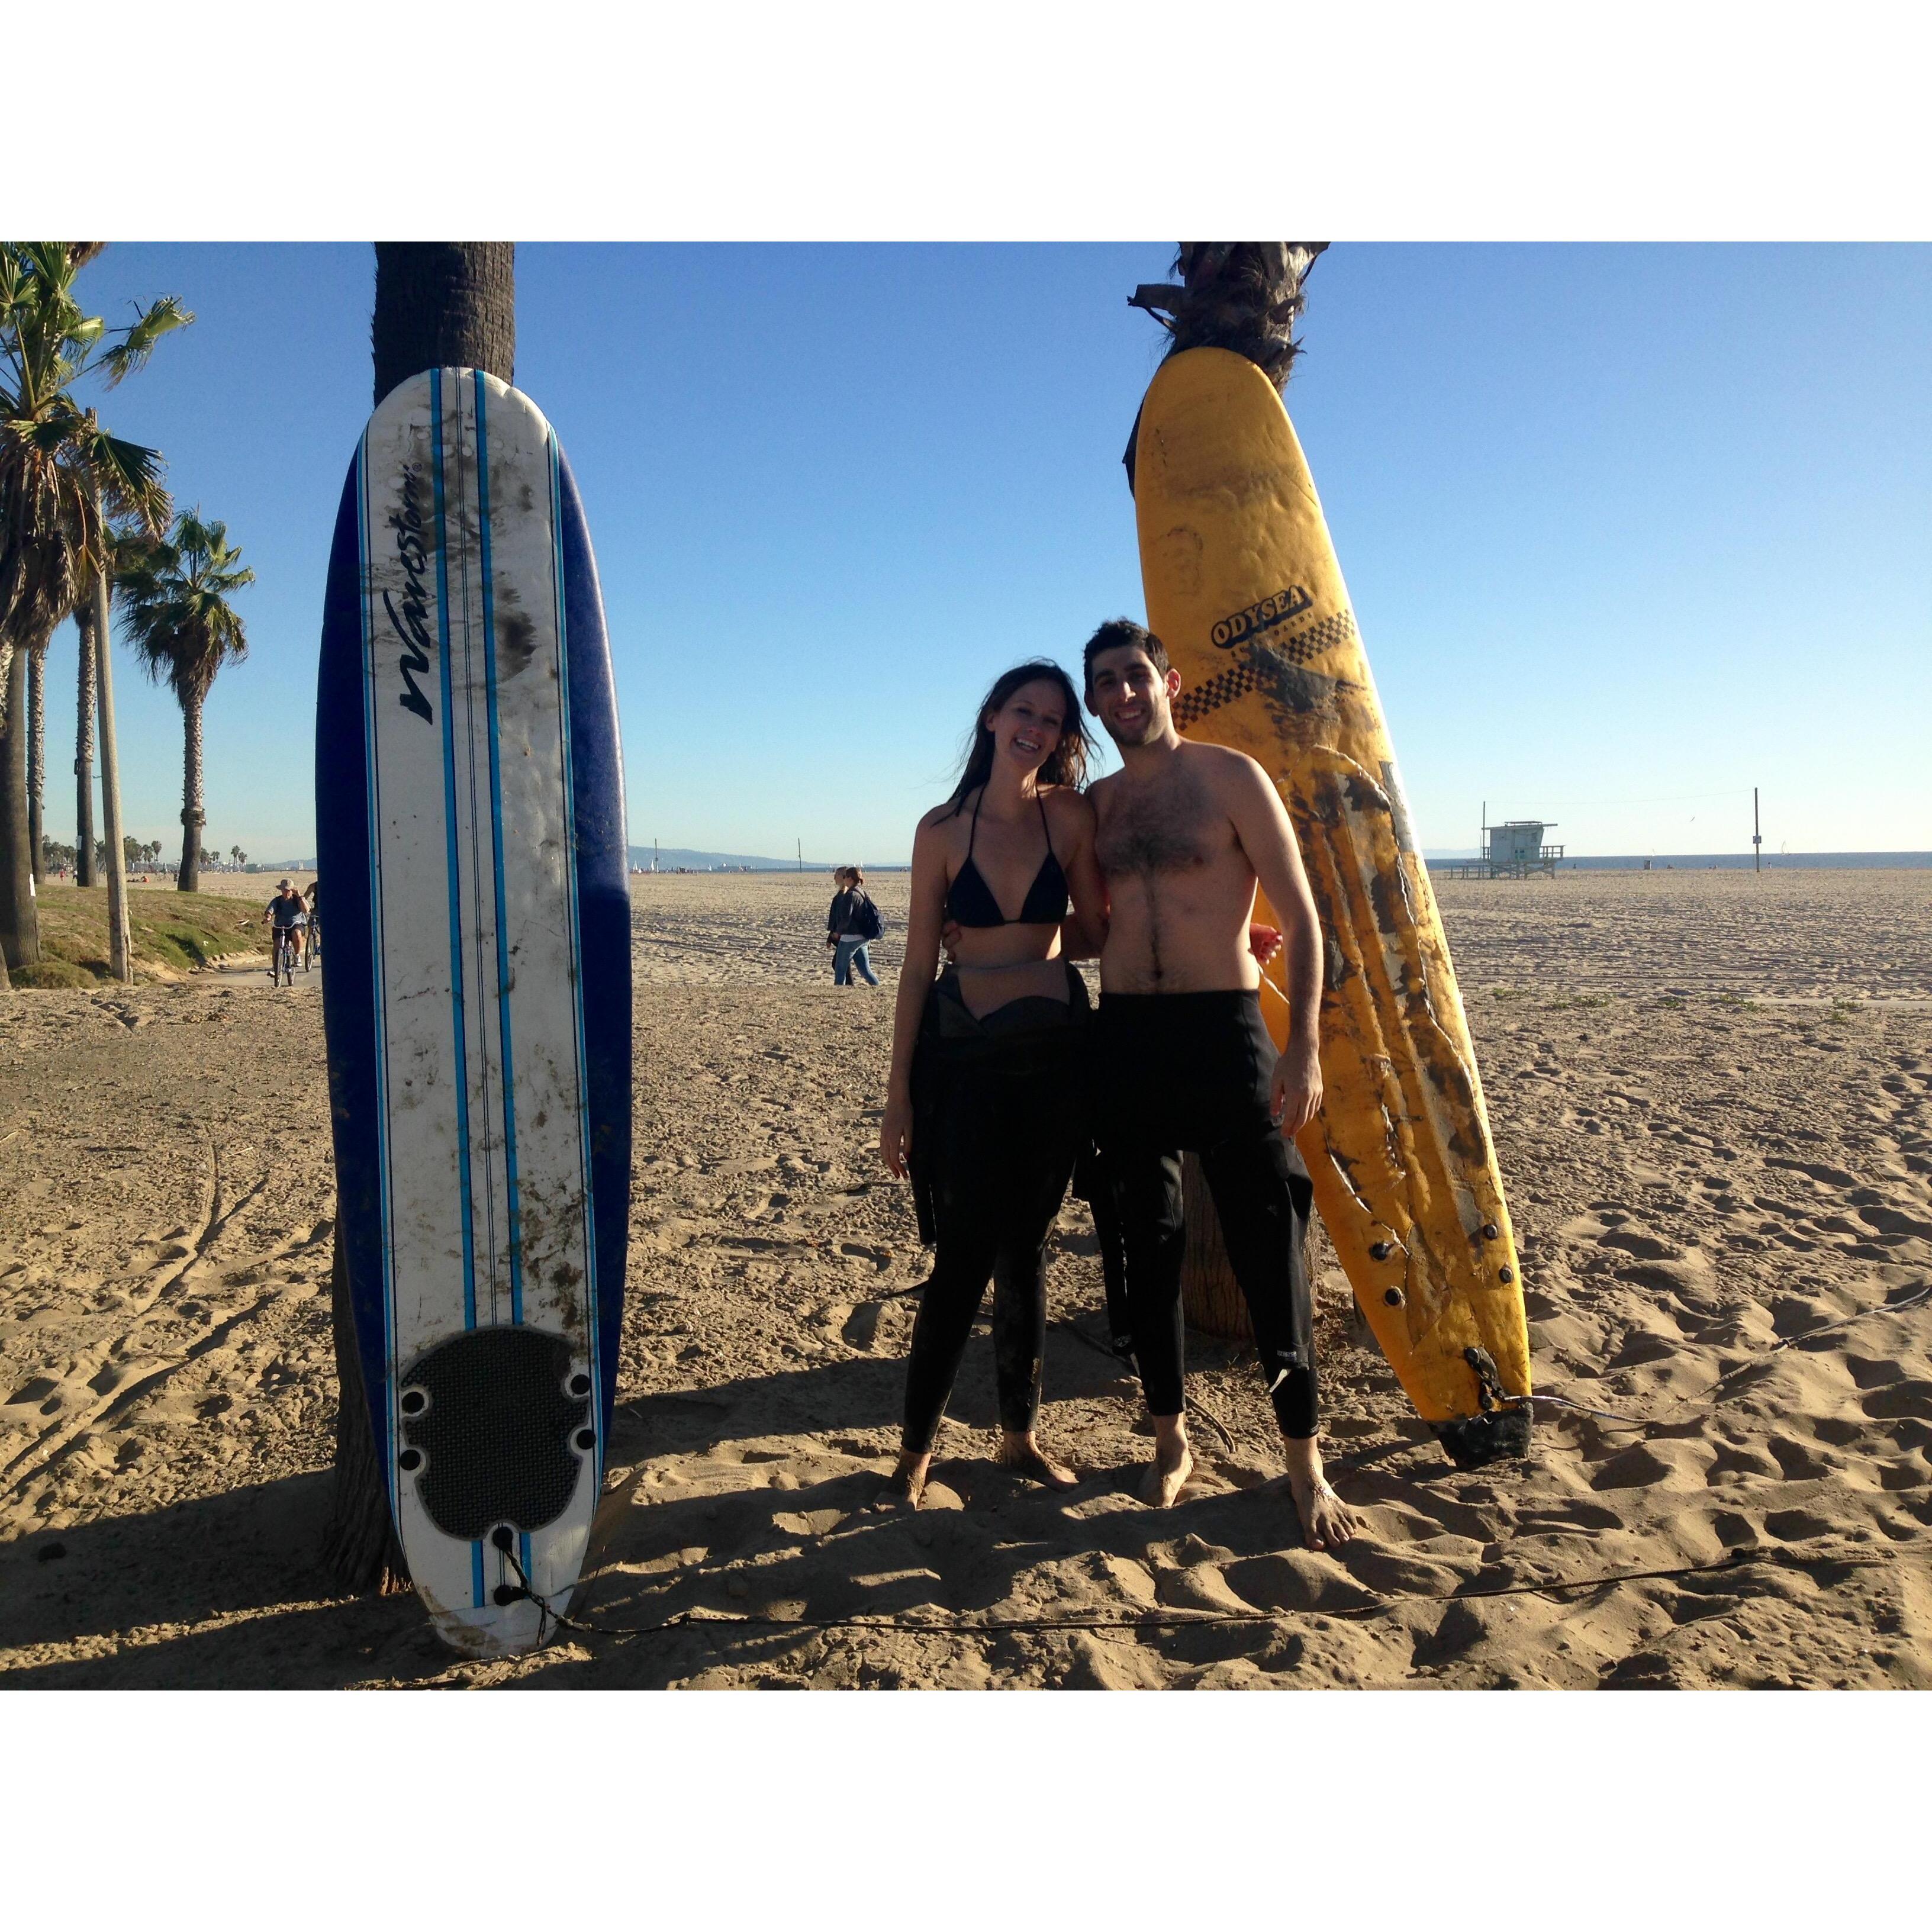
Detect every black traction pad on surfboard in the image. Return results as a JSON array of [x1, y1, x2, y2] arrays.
[[1434, 1345, 1533, 1469], [398, 1327, 591, 1540], [1434, 1408, 1533, 1470]]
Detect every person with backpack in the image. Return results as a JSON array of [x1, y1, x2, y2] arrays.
[[826, 866, 883, 986]]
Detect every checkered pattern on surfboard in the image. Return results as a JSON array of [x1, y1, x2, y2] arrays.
[[1173, 608, 1358, 729]]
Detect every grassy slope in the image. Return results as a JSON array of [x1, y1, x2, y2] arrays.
[[15, 884, 268, 987]]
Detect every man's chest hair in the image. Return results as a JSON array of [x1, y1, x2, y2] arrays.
[[1096, 763, 1228, 877]]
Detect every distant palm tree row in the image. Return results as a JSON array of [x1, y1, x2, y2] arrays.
[[40, 835, 167, 872], [0, 242, 254, 983]]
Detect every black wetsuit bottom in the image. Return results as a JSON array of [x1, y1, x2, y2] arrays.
[[1093, 990, 1319, 1439], [1073, 1142, 1134, 1363], [901, 972, 1087, 1456]]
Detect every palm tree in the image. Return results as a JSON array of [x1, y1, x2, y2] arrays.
[[72, 585, 96, 885], [69, 522, 137, 892], [26, 643, 43, 882], [327, 241, 516, 1594], [371, 242, 515, 404], [115, 509, 252, 892], [0, 242, 188, 971]]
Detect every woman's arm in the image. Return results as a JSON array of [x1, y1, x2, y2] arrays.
[[880, 814, 951, 1177], [1054, 793, 1110, 962]]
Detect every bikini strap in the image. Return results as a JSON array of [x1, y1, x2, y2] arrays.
[[966, 786, 984, 856], [1036, 793, 1055, 862]]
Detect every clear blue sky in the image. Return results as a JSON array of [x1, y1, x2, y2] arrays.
[[38, 242, 1930, 867]]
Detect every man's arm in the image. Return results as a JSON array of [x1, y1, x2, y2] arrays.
[[1054, 792, 1109, 962], [1222, 753, 1324, 1135]]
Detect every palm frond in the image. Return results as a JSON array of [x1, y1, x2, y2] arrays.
[[18, 243, 73, 288], [87, 430, 171, 536], [98, 296, 194, 388], [115, 504, 251, 709], [0, 244, 180, 642]]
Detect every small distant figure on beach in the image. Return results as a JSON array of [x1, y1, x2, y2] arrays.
[[826, 866, 882, 986]]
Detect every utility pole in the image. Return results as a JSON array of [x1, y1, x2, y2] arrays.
[[652, 838, 658, 872], [92, 536, 131, 982], [1753, 787, 1762, 873], [796, 838, 802, 873]]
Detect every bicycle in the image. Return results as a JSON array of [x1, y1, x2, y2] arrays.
[[271, 923, 302, 988], [302, 908, 321, 971]]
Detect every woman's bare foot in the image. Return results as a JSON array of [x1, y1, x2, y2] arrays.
[[1280, 1435, 1358, 1551], [1139, 1414, 1193, 1508], [874, 1450, 930, 1512], [997, 1431, 1080, 1490]]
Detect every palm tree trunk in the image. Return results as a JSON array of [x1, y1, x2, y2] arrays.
[[0, 640, 43, 970], [1180, 1152, 1322, 1341], [75, 598, 98, 888], [320, 1237, 410, 1592], [324, 240, 518, 1589], [371, 243, 516, 404], [27, 647, 44, 884], [178, 688, 205, 893]]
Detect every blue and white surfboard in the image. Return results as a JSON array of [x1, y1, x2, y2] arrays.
[[317, 369, 630, 1656]]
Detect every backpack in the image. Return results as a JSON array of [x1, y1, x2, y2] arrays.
[[851, 893, 884, 942]]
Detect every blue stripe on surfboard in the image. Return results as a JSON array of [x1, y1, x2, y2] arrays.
[[450, 379, 500, 1322], [356, 433, 401, 1513], [472, 1539, 485, 1612], [431, 369, 479, 1334], [549, 432, 601, 1481], [475, 371, 526, 1326]]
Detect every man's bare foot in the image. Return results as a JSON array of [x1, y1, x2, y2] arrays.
[[874, 1451, 930, 1512], [997, 1431, 1080, 1490], [1280, 1435, 1358, 1551], [1139, 1414, 1193, 1508]]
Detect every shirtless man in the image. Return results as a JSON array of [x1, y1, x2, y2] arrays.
[[1083, 617, 1357, 1551]]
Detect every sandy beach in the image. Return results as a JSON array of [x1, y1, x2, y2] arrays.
[[2, 866, 1928, 1688]]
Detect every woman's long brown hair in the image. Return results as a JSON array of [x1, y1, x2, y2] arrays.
[[945, 661, 1093, 815]]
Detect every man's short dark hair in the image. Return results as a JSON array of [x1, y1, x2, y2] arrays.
[[1081, 618, 1171, 704]]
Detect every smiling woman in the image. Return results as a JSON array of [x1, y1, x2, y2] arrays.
[[871, 658, 1109, 1512]]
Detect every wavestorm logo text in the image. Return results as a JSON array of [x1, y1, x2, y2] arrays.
[[384, 466, 436, 723], [1211, 585, 1312, 649]]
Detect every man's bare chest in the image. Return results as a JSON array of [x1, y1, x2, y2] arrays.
[[1095, 772, 1228, 880]]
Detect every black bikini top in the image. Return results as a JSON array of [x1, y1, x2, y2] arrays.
[[945, 791, 1068, 928]]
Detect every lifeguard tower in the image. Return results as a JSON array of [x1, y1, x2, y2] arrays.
[[1439, 808, 1564, 879], [1482, 817, 1562, 877]]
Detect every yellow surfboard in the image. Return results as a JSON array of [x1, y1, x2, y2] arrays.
[[1132, 346, 1531, 1466]]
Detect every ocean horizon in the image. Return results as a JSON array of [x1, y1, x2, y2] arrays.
[[631, 849, 1931, 874], [1424, 851, 1931, 872]]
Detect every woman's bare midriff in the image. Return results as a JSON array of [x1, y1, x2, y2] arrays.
[[951, 928, 1069, 1020]]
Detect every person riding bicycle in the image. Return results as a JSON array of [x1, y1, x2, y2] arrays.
[[265, 879, 307, 981]]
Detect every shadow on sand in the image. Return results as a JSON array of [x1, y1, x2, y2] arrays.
[[0, 1321, 1478, 1688]]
